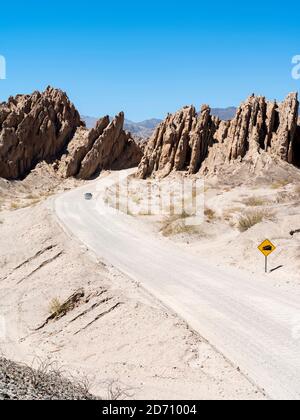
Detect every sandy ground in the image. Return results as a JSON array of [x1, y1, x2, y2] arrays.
[[0, 172, 264, 399], [56, 170, 300, 399], [112, 161, 300, 292], [0, 163, 83, 212], [189, 181, 300, 291]]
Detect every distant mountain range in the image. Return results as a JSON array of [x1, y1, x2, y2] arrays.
[[211, 107, 237, 121], [82, 116, 101, 130], [82, 108, 237, 139], [123, 118, 162, 139], [82, 115, 161, 139]]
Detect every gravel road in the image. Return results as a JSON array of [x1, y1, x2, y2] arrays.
[[55, 170, 300, 400]]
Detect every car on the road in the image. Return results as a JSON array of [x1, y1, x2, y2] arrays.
[[84, 193, 93, 200]]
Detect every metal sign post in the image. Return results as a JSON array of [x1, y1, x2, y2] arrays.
[[265, 255, 268, 273]]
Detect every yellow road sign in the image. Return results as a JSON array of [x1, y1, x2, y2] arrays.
[[258, 239, 276, 257]]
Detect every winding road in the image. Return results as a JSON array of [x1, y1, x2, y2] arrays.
[[54, 170, 300, 400]]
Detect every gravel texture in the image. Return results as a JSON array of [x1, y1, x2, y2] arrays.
[[0, 357, 97, 400]]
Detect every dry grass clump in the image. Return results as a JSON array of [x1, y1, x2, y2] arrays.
[[9, 198, 42, 210], [160, 213, 205, 237], [29, 198, 41, 207], [238, 213, 263, 232], [204, 207, 216, 221], [238, 210, 274, 232], [47, 289, 84, 321], [10, 201, 21, 210], [270, 179, 290, 189], [48, 298, 73, 319], [4, 190, 53, 212], [105, 379, 135, 400], [48, 298, 70, 319], [275, 191, 296, 204], [222, 207, 242, 222], [131, 194, 142, 205], [242, 196, 266, 206], [25, 193, 39, 200], [0, 357, 96, 400], [48, 297, 66, 318]]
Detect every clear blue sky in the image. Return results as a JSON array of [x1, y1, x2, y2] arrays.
[[0, 0, 299, 121]]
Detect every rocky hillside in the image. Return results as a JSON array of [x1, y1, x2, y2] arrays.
[[83, 112, 237, 139], [60, 112, 142, 179], [0, 88, 142, 180], [137, 93, 300, 178], [0, 87, 81, 179]]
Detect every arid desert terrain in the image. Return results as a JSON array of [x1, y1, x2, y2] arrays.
[[1, 87, 300, 399]]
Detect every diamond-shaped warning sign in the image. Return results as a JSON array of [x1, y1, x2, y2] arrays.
[[258, 239, 276, 257]]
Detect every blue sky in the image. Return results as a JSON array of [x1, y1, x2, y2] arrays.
[[0, 1, 299, 121]]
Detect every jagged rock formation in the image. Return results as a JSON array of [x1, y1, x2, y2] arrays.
[[60, 112, 143, 179], [137, 93, 300, 178], [0, 87, 81, 179], [0, 88, 142, 180]]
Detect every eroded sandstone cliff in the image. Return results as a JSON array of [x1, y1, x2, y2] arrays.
[[60, 112, 142, 179], [0, 87, 82, 179], [0, 88, 142, 180], [137, 93, 300, 178]]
